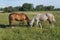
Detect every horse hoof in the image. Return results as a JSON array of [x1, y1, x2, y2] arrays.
[[11, 27, 14, 28]]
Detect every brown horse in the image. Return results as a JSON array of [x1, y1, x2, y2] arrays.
[[9, 12, 30, 27]]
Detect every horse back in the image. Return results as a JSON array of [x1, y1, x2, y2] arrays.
[[9, 12, 29, 21]]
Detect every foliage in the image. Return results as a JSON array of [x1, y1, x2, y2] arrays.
[[35, 5, 54, 11], [3, 6, 14, 12], [21, 3, 34, 11], [35, 5, 44, 11], [0, 3, 60, 12]]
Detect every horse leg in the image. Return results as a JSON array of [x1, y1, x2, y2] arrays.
[[31, 21, 35, 27], [30, 19, 35, 27], [9, 20, 14, 28], [9, 20, 12, 26], [39, 23, 42, 29], [36, 20, 42, 29], [50, 22, 54, 29], [36, 20, 39, 26], [25, 15, 30, 26], [19, 21, 24, 25], [48, 19, 54, 29], [26, 20, 29, 25]]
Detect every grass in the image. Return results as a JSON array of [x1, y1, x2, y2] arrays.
[[0, 11, 60, 40]]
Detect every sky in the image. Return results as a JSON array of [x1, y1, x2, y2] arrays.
[[0, 0, 60, 8]]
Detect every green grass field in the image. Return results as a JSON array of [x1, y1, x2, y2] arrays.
[[0, 11, 60, 40]]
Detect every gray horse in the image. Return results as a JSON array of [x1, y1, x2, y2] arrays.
[[29, 13, 56, 29]]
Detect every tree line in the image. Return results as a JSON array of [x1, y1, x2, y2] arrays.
[[0, 3, 60, 12]]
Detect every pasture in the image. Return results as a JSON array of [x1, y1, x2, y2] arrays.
[[0, 11, 60, 40]]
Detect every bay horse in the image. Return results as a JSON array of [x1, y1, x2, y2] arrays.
[[9, 12, 30, 27], [29, 13, 56, 29]]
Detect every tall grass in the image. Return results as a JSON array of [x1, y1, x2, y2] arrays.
[[0, 11, 60, 40]]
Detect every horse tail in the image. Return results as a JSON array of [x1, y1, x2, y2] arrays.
[[52, 16, 56, 23], [9, 13, 12, 26]]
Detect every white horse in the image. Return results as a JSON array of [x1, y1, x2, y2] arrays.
[[29, 13, 56, 29]]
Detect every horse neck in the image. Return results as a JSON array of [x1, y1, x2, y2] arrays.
[[26, 16, 30, 21], [24, 14, 29, 21]]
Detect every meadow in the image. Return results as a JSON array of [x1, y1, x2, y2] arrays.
[[0, 11, 60, 40]]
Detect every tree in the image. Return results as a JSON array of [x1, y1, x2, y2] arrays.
[[45, 6, 54, 11], [35, 5, 54, 11], [13, 6, 21, 11], [3, 6, 14, 12], [0, 8, 3, 11], [54, 8, 60, 11], [35, 5, 44, 11], [21, 3, 34, 11]]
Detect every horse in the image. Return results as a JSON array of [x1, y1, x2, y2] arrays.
[[9, 12, 30, 27], [29, 13, 56, 29]]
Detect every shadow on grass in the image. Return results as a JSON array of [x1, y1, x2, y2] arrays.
[[0, 24, 9, 28], [0, 24, 30, 28]]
